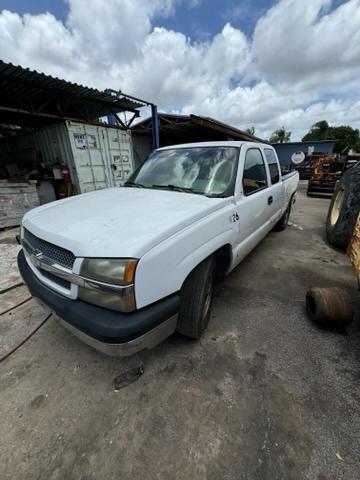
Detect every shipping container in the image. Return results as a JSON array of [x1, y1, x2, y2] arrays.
[[10, 121, 135, 194], [44, 121, 135, 193]]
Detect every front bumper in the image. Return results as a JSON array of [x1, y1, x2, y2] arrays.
[[18, 249, 180, 356]]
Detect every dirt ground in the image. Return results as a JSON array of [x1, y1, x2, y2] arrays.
[[1, 182, 359, 480]]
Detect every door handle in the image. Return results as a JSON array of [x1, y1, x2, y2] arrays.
[[268, 196, 273, 205]]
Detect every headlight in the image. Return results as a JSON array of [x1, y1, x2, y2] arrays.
[[78, 258, 138, 312], [80, 258, 137, 285]]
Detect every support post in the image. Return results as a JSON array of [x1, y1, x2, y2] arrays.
[[107, 114, 117, 125], [151, 104, 160, 150]]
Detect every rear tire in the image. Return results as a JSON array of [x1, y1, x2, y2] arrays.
[[326, 166, 360, 250], [274, 199, 292, 231], [176, 257, 215, 339]]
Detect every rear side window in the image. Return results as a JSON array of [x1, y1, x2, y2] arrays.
[[242, 149, 268, 195], [264, 148, 280, 184]]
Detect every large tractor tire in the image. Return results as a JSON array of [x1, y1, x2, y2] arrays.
[[326, 165, 360, 250]]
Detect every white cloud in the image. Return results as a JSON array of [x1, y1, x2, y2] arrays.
[[252, 0, 360, 92], [0, 0, 360, 140], [66, 0, 175, 63], [116, 23, 250, 108]]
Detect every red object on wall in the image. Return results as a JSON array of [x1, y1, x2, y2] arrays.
[[60, 165, 71, 182]]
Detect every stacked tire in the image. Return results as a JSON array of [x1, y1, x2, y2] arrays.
[[326, 165, 360, 250]]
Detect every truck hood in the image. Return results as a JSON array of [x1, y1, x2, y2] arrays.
[[23, 187, 228, 258]]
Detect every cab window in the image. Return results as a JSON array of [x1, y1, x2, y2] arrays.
[[242, 149, 268, 195], [264, 148, 280, 184]]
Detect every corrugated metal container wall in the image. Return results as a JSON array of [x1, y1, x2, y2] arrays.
[[132, 134, 153, 168], [33, 123, 72, 168], [103, 127, 134, 187], [32, 121, 135, 193], [66, 122, 111, 192]]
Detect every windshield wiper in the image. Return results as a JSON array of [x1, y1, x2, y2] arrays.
[[205, 192, 228, 198], [124, 181, 147, 188], [151, 184, 203, 195]]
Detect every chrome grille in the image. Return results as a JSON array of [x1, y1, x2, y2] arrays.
[[23, 228, 75, 270], [39, 268, 71, 290]]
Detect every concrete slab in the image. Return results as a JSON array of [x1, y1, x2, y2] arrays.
[[0, 298, 49, 357], [0, 285, 31, 315], [0, 183, 359, 480]]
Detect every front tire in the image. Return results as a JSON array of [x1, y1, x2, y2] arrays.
[[176, 257, 215, 339]]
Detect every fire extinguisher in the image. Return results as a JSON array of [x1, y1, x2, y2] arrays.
[[60, 164, 71, 183]]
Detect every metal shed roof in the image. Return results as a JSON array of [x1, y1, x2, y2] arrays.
[[132, 113, 266, 143], [0, 60, 148, 127]]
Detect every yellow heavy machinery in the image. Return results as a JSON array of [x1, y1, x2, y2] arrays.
[[306, 154, 344, 197]]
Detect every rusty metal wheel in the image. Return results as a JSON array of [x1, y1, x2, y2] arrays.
[[306, 287, 353, 327]]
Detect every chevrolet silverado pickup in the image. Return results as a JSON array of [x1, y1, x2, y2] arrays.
[[18, 141, 299, 356]]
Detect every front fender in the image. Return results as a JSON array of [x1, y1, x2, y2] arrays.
[[134, 204, 237, 308]]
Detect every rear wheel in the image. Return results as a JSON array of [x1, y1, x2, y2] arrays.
[[326, 166, 360, 250], [176, 257, 215, 339], [274, 199, 292, 231]]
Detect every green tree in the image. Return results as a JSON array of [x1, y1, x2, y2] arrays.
[[302, 121, 360, 153], [328, 125, 360, 153], [245, 126, 255, 136], [354, 138, 360, 153], [302, 120, 329, 141], [269, 127, 291, 143]]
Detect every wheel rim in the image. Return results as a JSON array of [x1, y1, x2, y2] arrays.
[[330, 189, 344, 226], [202, 277, 213, 321]]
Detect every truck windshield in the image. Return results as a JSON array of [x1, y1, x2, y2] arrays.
[[125, 147, 239, 197]]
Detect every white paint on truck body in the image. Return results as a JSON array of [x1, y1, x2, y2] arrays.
[[23, 187, 226, 258], [22, 141, 299, 309]]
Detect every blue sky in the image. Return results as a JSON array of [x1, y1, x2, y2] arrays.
[[0, 0, 271, 37], [1, 0, 264, 33], [0, 0, 359, 139], [0, 0, 68, 21], [1, 0, 347, 40], [158, 0, 274, 40]]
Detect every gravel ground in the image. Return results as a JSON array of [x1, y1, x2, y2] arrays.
[[0, 182, 359, 480]]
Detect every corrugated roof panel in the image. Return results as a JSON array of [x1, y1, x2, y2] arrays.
[[0, 60, 146, 121]]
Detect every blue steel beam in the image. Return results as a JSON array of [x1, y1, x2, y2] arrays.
[[107, 114, 117, 125], [151, 104, 160, 150]]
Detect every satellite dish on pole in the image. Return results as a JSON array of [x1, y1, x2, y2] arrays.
[[291, 151, 305, 165]]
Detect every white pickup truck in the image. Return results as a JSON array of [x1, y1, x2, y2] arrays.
[[18, 141, 298, 356]]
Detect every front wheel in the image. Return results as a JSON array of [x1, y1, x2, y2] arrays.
[[176, 257, 215, 339]]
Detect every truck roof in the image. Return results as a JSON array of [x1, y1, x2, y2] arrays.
[[157, 141, 272, 150]]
